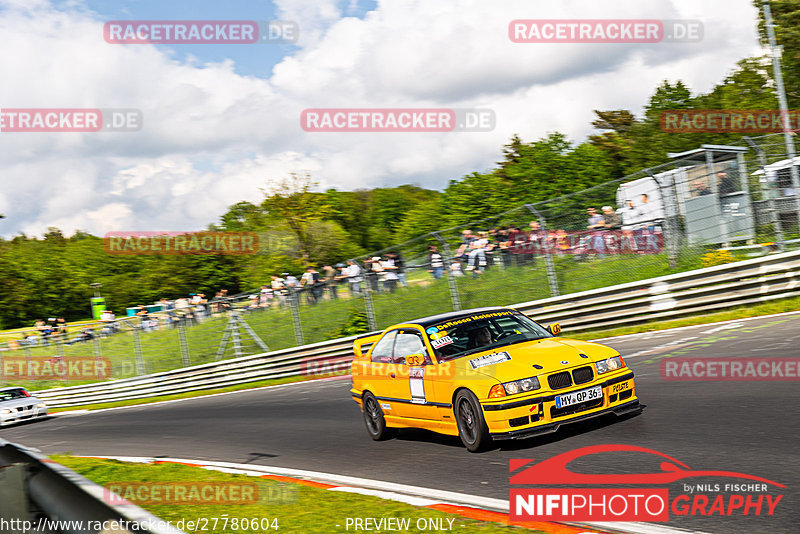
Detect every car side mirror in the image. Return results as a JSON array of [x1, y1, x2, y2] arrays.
[[548, 323, 561, 336], [405, 353, 426, 366]]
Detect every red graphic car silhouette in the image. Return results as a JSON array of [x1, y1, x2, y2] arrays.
[[510, 444, 785, 487]]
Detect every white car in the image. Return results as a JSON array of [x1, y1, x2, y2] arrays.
[[0, 387, 48, 426]]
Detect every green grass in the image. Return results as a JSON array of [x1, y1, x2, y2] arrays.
[[52, 456, 540, 534]]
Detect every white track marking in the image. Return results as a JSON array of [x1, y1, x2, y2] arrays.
[[700, 323, 743, 335]]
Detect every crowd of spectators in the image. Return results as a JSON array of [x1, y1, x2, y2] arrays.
[[250, 253, 408, 310]]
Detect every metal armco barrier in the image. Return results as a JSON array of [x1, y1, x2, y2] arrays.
[[33, 250, 800, 408], [0, 439, 183, 534]]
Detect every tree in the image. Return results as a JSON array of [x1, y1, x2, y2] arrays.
[[589, 110, 635, 178], [260, 172, 332, 263], [753, 0, 800, 107]]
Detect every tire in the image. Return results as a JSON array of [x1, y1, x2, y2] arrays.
[[454, 389, 491, 452], [362, 392, 396, 441]]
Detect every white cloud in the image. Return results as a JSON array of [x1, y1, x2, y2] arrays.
[[0, 0, 764, 238]]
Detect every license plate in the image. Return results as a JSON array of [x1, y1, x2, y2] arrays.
[[555, 385, 602, 408]]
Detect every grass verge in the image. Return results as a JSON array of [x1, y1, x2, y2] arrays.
[[52, 456, 540, 534]]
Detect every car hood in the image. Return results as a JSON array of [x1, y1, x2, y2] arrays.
[[455, 337, 620, 383], [0, 397, 41, 410]]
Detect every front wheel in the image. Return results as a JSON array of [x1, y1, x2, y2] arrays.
[[454, 389, 491, 452], [362, 392, 396, 441]]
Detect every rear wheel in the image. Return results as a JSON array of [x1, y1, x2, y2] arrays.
[[454, 389, 491, 452], [362, 392, 396, 441]]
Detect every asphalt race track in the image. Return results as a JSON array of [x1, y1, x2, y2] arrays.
[[3, 312, 799, 534]]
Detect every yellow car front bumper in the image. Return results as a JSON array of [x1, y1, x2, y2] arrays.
[[481, 370, 642, 439]]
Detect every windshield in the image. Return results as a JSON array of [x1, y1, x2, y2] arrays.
[[425, 310, 551, 362], [0, 389, 30, 401]]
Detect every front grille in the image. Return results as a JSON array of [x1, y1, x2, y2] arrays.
[[509, 416, 529, 427], [619, 389, 633, 400], [548, 371, 573, 390], [550, 397, 603, 418], [572, 366, 594, 385], [609, 393, 618, 403]]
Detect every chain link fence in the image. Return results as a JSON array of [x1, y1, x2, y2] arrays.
[[2, 134, 799, 390]]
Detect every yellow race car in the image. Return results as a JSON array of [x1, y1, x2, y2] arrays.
[[350, 307, 642, 451]]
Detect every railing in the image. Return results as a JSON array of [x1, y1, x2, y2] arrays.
[[0, 439, 182, 534], [32, 249, 800, 408]]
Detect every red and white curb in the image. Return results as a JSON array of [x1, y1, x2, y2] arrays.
[[80, 456, 705, 534]]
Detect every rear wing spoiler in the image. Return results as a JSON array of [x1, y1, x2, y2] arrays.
[[353, 332, 383, 358]]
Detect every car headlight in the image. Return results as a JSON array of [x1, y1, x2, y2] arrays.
[[0, 409, 12, 414], [36, 402, 47, 409], [502, 376, 541, 395], [596, 356, 623, 374]]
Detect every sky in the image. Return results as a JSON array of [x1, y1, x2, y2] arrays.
[[0, 0, 764, 238]]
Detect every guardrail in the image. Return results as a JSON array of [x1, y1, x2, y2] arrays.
[[0, 439, 182, 534], [32, 249, 800, 408]]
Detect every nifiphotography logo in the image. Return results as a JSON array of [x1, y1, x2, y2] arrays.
[[510, 444, 785, 523]]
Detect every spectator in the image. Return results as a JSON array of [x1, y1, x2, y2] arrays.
[[600, 206, 622, 230], [136, 305, 152, 331], [55, 317, 68, 341], [67, 326, 95, 345], [100, 309, 116, 336], [335, 263, 349, 295], [34, 319, 49, 345], [527, 221, 544, 265], [271, 274, 287, 307], [694, 181, 712, 196], [586, 207, 604, 229], [456, 229, 475, 262], [25, 332, 39, 345], [219, 289, 231, 312], [427, 245, 444, 279], [345, 260, 363, 294], [449, 260, 464, 277], [367, 257, 382, 293], [322, 265, 338, 300], [195, 293, 208, 320], [495, 227, 512, 268], [284, 274, 299, 305], [467, 231, 489, 274], [388, 253, 407, 288], [259, 285, 273, 307], [636, 194, 658, 232], [718, 170, 737, 195], [507, 225, 527, 266], [381, 255, 399, 293], [301, 266, 321, 304]]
